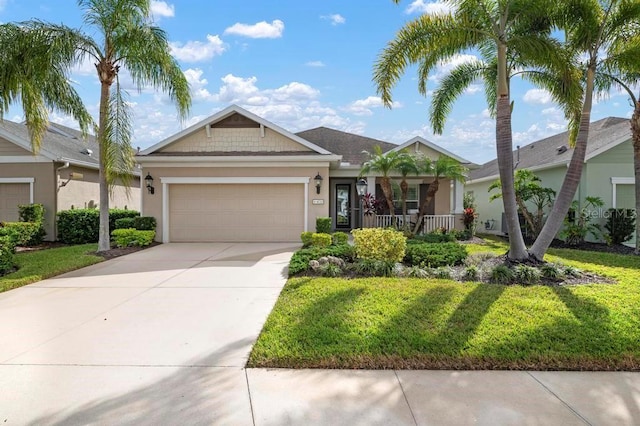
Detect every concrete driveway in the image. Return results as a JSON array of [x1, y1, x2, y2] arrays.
[[0, 242, 297, 425]]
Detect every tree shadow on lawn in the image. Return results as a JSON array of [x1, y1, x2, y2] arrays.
[[547, 248, 640, 270]]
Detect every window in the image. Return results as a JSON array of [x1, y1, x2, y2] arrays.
[[393, 184, 419, 211]]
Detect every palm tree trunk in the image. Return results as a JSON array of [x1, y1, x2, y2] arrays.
[[400, 178, 408, 231], [530, 65, 596, 260], [412, 179, 439, 234], [631, 100, 640, 254], [380, 177, 395, 217], [496, 43, 528, 260], [97, 79, 111, 252]]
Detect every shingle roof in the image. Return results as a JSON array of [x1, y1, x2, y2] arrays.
[[469, 117, 631, 181], [0, 119, 99, 167], [296, 126, 398, 165]]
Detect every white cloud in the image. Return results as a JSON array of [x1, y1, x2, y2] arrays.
[[224, 20, 284, 39], [321, 14, 346, 25], [183, 68, 215, 102], [523, 89, 552, 105], [465, 84, 482, 95], [345, 96, 402, 116], [429, 54, 479, 83], [305, 61, 326, 67], [150, 1, 175, 19], [170, 35, 226, 62], [406, 0, 452, 15]]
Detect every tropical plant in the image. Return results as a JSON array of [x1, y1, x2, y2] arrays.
[[604, 208, 636, 245], [374, 0, 576, 260], [20, 0, 191, 251], [529, 0, 640, 259], [394, 152, 419, 230], [0, 23, 93, 151], [360, 146, 402, 216], [412, 155, 467, 234], [560, 196, 605, 245], [489, 169, 556, 239]]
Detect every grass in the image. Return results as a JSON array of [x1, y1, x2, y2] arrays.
[[1, 244, 103, 293], [248, 238, 640, 370]]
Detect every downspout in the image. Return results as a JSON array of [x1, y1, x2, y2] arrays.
[[56, 161, 70, 192], [55, 161, 70, 242]]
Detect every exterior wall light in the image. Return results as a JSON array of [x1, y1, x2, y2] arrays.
[[314, 172, 323, 194], [144, 172, 155, 195]]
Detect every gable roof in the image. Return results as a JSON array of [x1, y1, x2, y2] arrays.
[[139, 104, 333, 156], [469, 117, 631, 181], [295, 127, 398, 165], [0, 120, 101, 169], [389, 136, 472, 164]]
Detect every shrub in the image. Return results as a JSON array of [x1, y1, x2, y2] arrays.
[[409, 232, 456, 244], [564, 265, 580, 278], [490, 265, 514, 284], [513, 264, 541, 285], [452, 229, 472, 241], [464, 252, 497, 266], [18, 204, 46, 245], [561, 196, 604, 245], [433, 267, 453, 280], [463, 265, 479, 281], [0, 235, 16, 275], [288, 244, 355, 276], [352, 228, 406, 262], [540, 263, 562, 280], [319, 263, 343, 277], [405, 265, 431, 278], [300, 231, 313, 247], [404, 242, 467, 268], [133, 216, 156, 231], [57, 209, 140, 244], [0, 222, 42, 246], [111, 228, 155, 248], [332, 232, 349, 245], [311, 233, 332, 248], [604, 208, 636, 245], [351, 259, 396, 277], [316, 217, 332, 234], [115, 218, 136, 229]]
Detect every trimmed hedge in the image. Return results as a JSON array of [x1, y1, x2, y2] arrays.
[[404, 242, 467, 268], [111, 228, 155, 248], [0, 235, 15, 275], [332, 232, 349, 245], [316, 217, 331, 234], [133, 216, 156, 231], [57, 209, 140, 244], [18, 204, 46, 245], [311, 233, 332, 248], [0, 222, 42, 246], [300, 231, 313, 247], [115, 218, 136, 229], [351, 228, 407, 263], [288, 244, 355, 276]]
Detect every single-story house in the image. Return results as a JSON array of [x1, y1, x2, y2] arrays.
[[136, 104, 472, 243], [466, 117, 636, 245], [0, 120, 141, 240]]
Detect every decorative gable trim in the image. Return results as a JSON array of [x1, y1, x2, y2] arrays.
[[389, 136, 470, 164]]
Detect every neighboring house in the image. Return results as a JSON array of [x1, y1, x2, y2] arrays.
[[136, 104, 471, 243], [0, 120, 141, 240], [467, 117, 635, 245]]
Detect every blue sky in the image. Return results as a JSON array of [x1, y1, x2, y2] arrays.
[[0, 0, 635, 164]]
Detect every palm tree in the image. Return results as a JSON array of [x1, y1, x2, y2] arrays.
[[360, 146, 402, 217], [23, 0, 191, 252], [375, 0, 564, 260], [394, 152, 419, 229], [0, 23, 93, 150], [412, 155, 467, 235], [529, 0, 640, 259]]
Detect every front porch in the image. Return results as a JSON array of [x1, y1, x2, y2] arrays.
[[368, 214, 459, 233]]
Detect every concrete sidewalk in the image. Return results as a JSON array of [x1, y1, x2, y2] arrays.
[[0, 243, 638, 425]]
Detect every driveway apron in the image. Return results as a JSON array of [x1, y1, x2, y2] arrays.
[[0, 243, 297, 425]]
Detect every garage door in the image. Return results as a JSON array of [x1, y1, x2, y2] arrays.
[[0, 183, 30, 222], [169, 184, 304, 242]]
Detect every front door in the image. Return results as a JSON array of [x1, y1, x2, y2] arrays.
[[335, 184, 351, 229]]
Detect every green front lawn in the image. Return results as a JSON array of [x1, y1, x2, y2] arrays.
[[248, 240, 640, 370], [0, 244, 103, 293]]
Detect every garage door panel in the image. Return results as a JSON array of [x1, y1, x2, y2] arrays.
[[0, 183, 30, 222], [169, 184, 304, 242]]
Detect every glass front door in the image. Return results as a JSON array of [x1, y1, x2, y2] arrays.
[[335, 184, 351, 229]]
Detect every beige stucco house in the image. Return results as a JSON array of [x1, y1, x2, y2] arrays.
[[0, 121, 141, 240], [136, 105, 470, 243]]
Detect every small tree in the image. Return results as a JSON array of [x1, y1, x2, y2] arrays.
[[605, 208, 636, 245], [394, 152, 419, 230], [489, 169, 555, 239], [360, 146, 401, 217]]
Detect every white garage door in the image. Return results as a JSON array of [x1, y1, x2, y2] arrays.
[[0, 183, 30, 222], [169, 184, 305, 242]]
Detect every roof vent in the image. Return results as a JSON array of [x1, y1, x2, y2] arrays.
[[81, 148, 93, 156], [556, 145, 567, 154]]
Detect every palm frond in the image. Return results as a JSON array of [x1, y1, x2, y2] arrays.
[[103, 79, 135, 194]]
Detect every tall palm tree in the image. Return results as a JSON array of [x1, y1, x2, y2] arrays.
[[0, 23, 93, 150], [394, 152, 419, 229], [412, 155, 467, 234], [529, 0, 640, 259], [23, 0, 191, 252], [360, 146, 402, 217], [375, 0, 564, 260]]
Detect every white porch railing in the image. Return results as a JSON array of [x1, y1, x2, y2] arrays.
[[373, 214, 456, 233]]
